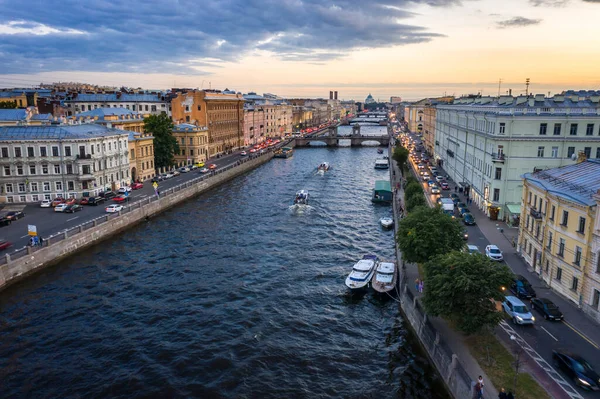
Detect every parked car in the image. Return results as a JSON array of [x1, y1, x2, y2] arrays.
[[65, 198, 77, 205], [51, 197, 65, 207], [441, 182, 450, 190], [430, 167, 438, 174], [65, 204, 83, 213], [459, 208, 471, 218], [194, 161, 205, 168], [152, 175, 164, 183], [530, 297, 563, 320], [40, 199, 52, 208], [131, 182, 144, 190], [171, 170, 181, 176], [552, 351, 600, 390], [503, 296, 535, 325], [105, 204, 124, 213], [87, 197, 105, 206], [100, 191, 116, 199], [435, 175, 444, 183], [54, 204, 69, 212], [485, 244, 503, 261], [0, 218, 11, 227], [164, 172, 174, 179], [118, 186, 132, 194], [510, 275, 536, 299], [0, 240, 12, 251], [79, 197, 90, 205], [5, 211, 25, 221], [456, 202, 468, 209], [465, 244, 480, 255], [190, 165, 198, 170], [240, 151, 248, 156], [113, 195, 128, 203], [199, 168, 209, 174], [462, 228, 469, 240], [178, 167, 190, 173], [463, 213, 476, 225], [208, 164, 217, 170]]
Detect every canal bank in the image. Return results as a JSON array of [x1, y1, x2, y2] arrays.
[[0, 151, 274, 292]]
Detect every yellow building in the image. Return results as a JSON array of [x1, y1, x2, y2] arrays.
[[0, 91, 28, 108], [128, 132, 155, 182], [172, 123, 209, 167], [519, 157, 600, 309]]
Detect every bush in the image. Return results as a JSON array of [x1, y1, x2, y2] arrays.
[[404, 182, 423, 201], [406, 194, 427, 212]]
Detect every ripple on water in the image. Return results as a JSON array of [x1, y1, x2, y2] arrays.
[[0, 141, 449, 399]]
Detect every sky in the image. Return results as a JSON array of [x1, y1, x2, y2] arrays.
[[0, 0, 599, 101]]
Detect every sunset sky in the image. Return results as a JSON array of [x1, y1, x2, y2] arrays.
[[1, 0, 599, 101]]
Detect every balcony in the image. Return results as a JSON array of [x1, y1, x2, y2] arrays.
[[530, 207, 543, 220], [76, 154, 92, 160], [492, 153, 506, 163], [77, 173, 94, 181]]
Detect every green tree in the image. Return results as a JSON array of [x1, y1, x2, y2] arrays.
[[392, 145, 409, 170], [144, 114, 178, 169], [423, 251, 514, 334], [396, 207, 464, 264], [406, 194, 427, 212], [0, 101, 17, 109], [404, 182, 423, 201]]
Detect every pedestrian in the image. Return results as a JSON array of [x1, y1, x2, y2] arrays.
[[39, 236, 44, 247], [478, 376, 484, 396], [498, 387, 507, 399], [473, 382, 482, 399], [415, 278, 420, 292], [29, 237, 35, 247], [419, 280, 424, 293], [455, 186, 458, 192], [506, 392, 514, 399]]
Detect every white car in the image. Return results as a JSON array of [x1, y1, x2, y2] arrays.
[[502, 296, 535, 325], [190, 164, 198, 170], [171, 170, 181, 176], [164, 172, 174, 179], [118, 186, 132, 194], [54, 204, 69, 212], [435, 175, 444, 183], [179, 167, 190, 173], [430, 167, 438, 174], [199, 168, 209, 174], [430, 185, 441, 195], [105, 204, 124, 213], [240, 151, 248, 156], [465, 245, 480, 255], [40, 199, 52, 208], [485, 245, 504, 261]]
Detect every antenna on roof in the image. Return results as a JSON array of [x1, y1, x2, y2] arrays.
[[525, 78, 531, 96], [498, 78, 502, 97]]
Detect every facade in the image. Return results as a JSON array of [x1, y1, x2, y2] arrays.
[[520, 160, 600, 322], [0, 125, 130, 203], [172, 123, 209, 166], [64, 93, 170, 116], [406, 98, 429, 133], [434, 93, 600, 220], [243, 105, 265, 145], [171, 89, 244, 156], [390, 96, 403, 104], [292, 106, 313, 129], [0, 91, 28, 108], [422, 97, 454, 157], [128, 132, 155, 182]]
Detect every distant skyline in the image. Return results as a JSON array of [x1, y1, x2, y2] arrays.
[[1, 0, 599, 101]]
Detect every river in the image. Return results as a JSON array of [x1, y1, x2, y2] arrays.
[[0, 125, 449, 398]]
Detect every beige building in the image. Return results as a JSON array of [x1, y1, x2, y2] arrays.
[[406, 99, 429, 133], [172, 123, 210, 166]]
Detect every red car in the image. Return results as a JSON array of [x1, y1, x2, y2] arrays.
[[65, 198, 77, 205], [0, 240, 12, 251], [131, 182, 144, 190], [113, 195, 128, 203], [441, 182, 450, 190], [79, 197, 90, 205], [208, 164, 217, 170], [51, 197, 65, 207]]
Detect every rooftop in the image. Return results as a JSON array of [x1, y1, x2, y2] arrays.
[[0, 109, 27, 121], [173, 123, 207, 132], [523, 159, 600, 206], [0, 124, 130, 141], [66, 93, 165, 102], [75, 107, 140, 118]]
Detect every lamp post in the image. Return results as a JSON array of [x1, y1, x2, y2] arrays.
[[510, 335, 523, 397]]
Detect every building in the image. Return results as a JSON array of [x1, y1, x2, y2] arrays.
[[365, 94, 376, 104], [243, 105, 265, 145], [74, 107, 147, 133], [171, 89, 244, 156], [422, 97, 454, 157], [64, 92, 170, 116], [406, 98, 429, 134], [172, 123, 209, 166], [0, 91, 29, 108], [520, 159, 600, 322], [0, 108, 53, 126], [390, 96, 402, 104], [0, 125, 131, 203], [434, 92, 600, 221]]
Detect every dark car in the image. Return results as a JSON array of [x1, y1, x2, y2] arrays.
[[531, 297, 563, 321], [65, 204, 83, 213], [87, 197, 106, 206], [0, 217, 11, 227], [459, 208, 471, 218], [450, 193, 460, 201], [552, 351, 600, 390], [456, 202, 468, 209], [510, 275, 536, 299], [463, 213, 476, 225], [100, 191, 116, 199], [5, 211, 25, 220]]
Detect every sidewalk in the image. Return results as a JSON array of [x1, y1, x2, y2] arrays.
[[389, 149, 499, 399]]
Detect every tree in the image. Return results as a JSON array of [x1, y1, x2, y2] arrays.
[[404, 182, 423, 201], [422, 251, 514, 334], [144, 114, 178, 169], [406, 194, 427, 212], [392, 145, 409, 171], [396, 207, 465, 264], [0, 101, 17, 109]]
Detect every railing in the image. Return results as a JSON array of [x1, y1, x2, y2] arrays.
[[76, 154, 92, 160], [492, 153, 505, 162], [0, 146, 281, 268], [530, 207, 543, 220]]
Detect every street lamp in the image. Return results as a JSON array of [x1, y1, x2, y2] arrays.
[[510, 335, 523, 397]]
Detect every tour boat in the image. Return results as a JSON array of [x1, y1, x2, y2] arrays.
[[377, 148, 384, 154], [374, 159, 389, 170], [345, 255, 379, 292], [371, 261, 398, 294], [380, 217, 394, 229], [294, 190, 309, 205], [317, 162, 330, 172]]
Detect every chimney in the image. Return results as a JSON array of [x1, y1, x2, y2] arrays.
[[508, 89, 512, 96], [329, 91, 333, 100], [334, 91, 338, 100]]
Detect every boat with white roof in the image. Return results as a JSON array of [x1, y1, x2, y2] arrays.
[[345, 255, 379, 292], [294, 190, 309, 205], [371, 261, 398, 295]]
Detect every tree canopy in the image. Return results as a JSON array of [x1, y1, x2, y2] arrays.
[[422, 251, 514, 334], [144, 114, 178, 169], [392, 145, 409, 171], [0, 101, 17, 109], [404, 181, 423, 201], [396, 207, 465, 264], [406, 194, 427, 212]]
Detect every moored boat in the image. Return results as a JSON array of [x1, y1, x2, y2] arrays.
[[371, 261, 398, 294], [374, 159, 389, 169], [380, 217, 394, 229], [274, 147, 294, 158], [377, 148, 384, 154], [317, 162, 330, 172], [345, 255, 379, 292], [294, 190, 309, 205], [372, 180, 393, 203]]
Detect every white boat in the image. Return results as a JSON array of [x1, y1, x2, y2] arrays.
[[374, 159, 389, 169], [371, 261, 398, 294], [345, 255, 379, 292], [380, 217, 394, 229], [317, 162, 330, 172], [294, 190, 309, 205]]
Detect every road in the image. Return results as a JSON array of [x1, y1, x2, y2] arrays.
[[403, 130, 600, 398]]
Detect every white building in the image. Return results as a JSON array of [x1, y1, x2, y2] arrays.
[[0, 125, 131, 203], [434, 91, 600, 221], [64, 93, 170, 117]]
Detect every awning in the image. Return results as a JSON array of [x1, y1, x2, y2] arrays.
[[506, 204, 521, 214]]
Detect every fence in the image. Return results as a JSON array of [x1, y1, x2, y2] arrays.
[[1, 148, 279, 268]]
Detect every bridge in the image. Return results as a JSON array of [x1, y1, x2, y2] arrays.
[[293, 125, 390, 147]]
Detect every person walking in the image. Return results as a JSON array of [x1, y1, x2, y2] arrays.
[[419, 280, 424, 293], [455, 186, 458, 193], [415, 278, 420, 292], [478, 376, 485, 396], [473, 382, 483, 399], [506, 392, 514, 399], [39, 236, 44, 247], [498, 388, 507, 399]]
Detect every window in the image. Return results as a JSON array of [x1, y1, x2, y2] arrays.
[[556, 267, 562, 281], [65, 146, 72, 156], [567, 147, 575, 158], [5, 183, 13, 193], [528, 192, 532, 204], [552, 146, 559, 158], [19, 195, 26, 203], [40, 147, 47, 157], [537, 146, 544, 157], [561, 210, 569, 226], [3, 166, 10, 176], [584, 147, 591, 159], [43, 182, 50, 191], [539, 123, 547, 135], [56, 181, 62, 191], [180, 138, 185, 145], [499, 123, 506, 134], [550, 205, 555, 220], [16, 165, 23, 175], [572, 277, 579, 291], [574, 246, 582, 266], [67, 181, 74, 191], [145, 105, 149, 111], [558, 238, 565, 257], [66, 164, 73, 174], [108, 142, 111, 151], [42, 164, 48, 174], [586, 123, 594, 136], [31, 182, 38, 192], [1, 147, 8, 157], [189, 138, 194, 145], [32, 194, 39, 202], [551, 123, 561, 135], [547, 232, 553, 250], [27, 147, 34, 157], [493, 188, 500, 202], [570, 124, 578, 135], [495, 168, 502, 180], [14, 147, 22, 158], [52, 146, 59, 156], [18, 183, 25, 192], [54, 164, 60, 174], [597, 148, 600, 159], [593, 290, 600, 309]]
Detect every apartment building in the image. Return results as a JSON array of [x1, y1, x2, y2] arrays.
[[172, 123, 209, 166], [65, 93, 170, 116]]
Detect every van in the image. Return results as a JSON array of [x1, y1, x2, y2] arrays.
[[502, 296, 535, 325]]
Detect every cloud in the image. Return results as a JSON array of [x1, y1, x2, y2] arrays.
[[0, 0, 465, 75], [496, 16, 542, 28], [529, 0, 569, 6]]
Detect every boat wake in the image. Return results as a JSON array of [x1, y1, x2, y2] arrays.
[[289, 204, 314, 214]]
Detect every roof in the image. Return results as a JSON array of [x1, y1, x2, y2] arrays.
[[30, 113, 52, 121], [523, 159, 600, 206], [75, 107, 139, 118], [374, 180, 392, 192], [0, 124, 130, 141], [506, 204, 521, 214], [173, 123, 207, 132], [67, 93, 164, 102], [0, 109, 27, 121]]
